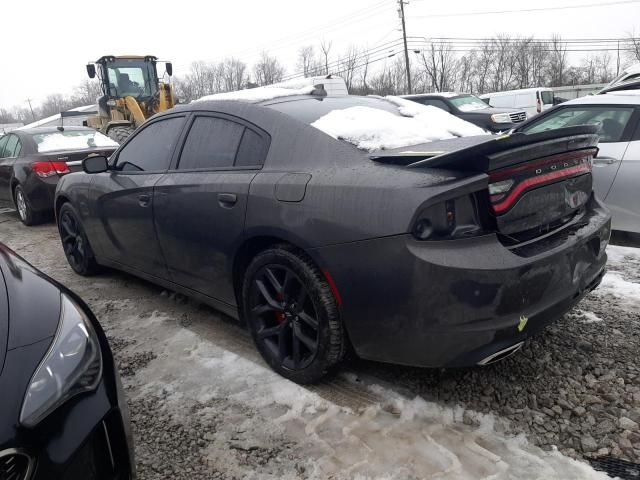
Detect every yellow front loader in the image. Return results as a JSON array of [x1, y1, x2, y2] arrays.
[[85, 55, 175, 142]]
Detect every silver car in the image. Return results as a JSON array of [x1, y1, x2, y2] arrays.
[[515, 91, 640, 233]]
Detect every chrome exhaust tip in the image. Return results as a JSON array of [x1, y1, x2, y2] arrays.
[[477, 341, 525, 366]]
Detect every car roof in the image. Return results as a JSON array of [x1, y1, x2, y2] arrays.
[[480, 87, 552, 97], [402, 92, 461, 99], [561, 92, 640, 106]]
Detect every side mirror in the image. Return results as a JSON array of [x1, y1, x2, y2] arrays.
[[83, 155, 109, 174], [86, 64, 96, 79], [166, 62, 173, 76]]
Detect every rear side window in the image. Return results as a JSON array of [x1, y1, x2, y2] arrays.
[[179, 117, 244, 169], [0, 136, 9, 158], [3, 135, 20, 158], [235, 128, 269, 166], [178, 116, 266, 170], [521, 106, 634, 143], [117, 117, 184, 172]]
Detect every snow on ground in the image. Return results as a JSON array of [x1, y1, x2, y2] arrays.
[[311, 97, 486, 151], [121, 311, 610, 480], [593, 244, 640, 311]]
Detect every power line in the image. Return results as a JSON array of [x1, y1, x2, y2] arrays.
[[412, 0, 640, 18]]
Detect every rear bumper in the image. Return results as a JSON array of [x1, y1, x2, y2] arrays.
[[313, 197, 611, 368]]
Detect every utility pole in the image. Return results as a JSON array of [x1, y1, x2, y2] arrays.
[[26, 99, 36, 122], [398, 0, 412, 94]]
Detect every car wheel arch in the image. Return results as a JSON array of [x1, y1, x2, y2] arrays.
[[232, 235, 326, 309]]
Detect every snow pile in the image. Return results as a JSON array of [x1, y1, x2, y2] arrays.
[[193, 77, 316, 103], [311, 96, 486, 151], [35, 131, 118, 152]]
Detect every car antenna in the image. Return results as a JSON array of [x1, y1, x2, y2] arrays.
[[311, 84, 328, 97]]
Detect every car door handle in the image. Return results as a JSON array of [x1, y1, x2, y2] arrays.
[[593, 156, 619, 165], [138, 194, 151, 207], [218, 193, 237, 207]]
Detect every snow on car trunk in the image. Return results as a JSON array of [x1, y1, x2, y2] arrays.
[[310, 95, 486, 151]]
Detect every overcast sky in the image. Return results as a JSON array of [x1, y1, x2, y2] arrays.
[[1, 0, 639, 109]]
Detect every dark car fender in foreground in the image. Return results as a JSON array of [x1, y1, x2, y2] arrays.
[[0, 244, 134, 479]]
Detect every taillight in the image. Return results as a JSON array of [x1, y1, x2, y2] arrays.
[[32, 161, 70, 178], [412, 194, 487, 241], [488, 148, 596, 215]]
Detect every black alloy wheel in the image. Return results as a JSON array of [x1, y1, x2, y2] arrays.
[[57, 203, 99, 276], [243, 247, 344, 384]]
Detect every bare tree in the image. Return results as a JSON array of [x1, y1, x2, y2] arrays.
[[320, 40, 332, 75], [337, 46, 361, 90], [548, 34, 568, 87], [625, 31, 640, 62], [296, 46, 322, 77], [253, 51, 285, 86], [419, 41, 457, 92], [72, 80, 102, 105]]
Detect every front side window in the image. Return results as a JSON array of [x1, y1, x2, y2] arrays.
[[541, 91, 554, 105], [179, 117, 245, 170], [117, 117, 184, 172], [521, 106, 634, 143]]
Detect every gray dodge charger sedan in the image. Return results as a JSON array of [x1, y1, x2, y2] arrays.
[[54, 88, 610, 383]]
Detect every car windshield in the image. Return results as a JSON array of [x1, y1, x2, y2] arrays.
[[106, 60, 157, 98], [449, 95, 489, 112], [32, 130, 119, 153]]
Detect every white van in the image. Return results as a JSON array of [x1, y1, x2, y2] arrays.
[[604, 63, 640, 89], [480, 88, 554, 118]]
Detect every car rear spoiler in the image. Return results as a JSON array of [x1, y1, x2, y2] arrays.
[[369, 125, 600, 173]]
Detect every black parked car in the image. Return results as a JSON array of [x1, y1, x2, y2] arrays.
[[402, 93, 527, 132], [0, 243, 134, 479], [0, 127, 118, 225], [55, 93, 610, 383]]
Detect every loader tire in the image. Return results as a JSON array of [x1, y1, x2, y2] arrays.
[[107, 126, 135, 144]]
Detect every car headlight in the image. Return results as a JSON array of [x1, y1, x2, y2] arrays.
[[20, 293, 103, 428], [491, 113, 512, 124]]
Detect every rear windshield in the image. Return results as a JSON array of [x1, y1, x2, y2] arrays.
[[265, 96, 400, 124], [32, 130, 119, 153], [541, 91, 554, 105]]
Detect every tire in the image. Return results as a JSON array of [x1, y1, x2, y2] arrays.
[[14, 185, 41, 226], [242, 246, 345, 384], [107, 126, 135, 144], [57, 203, 100, 276]]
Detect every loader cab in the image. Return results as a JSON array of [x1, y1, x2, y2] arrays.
[[90, 56, 160, 100]]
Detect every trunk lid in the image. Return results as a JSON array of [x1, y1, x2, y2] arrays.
[[370, 125, 600, 241]]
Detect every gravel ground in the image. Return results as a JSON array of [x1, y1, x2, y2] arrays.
[[1, 209, 638, 479]]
